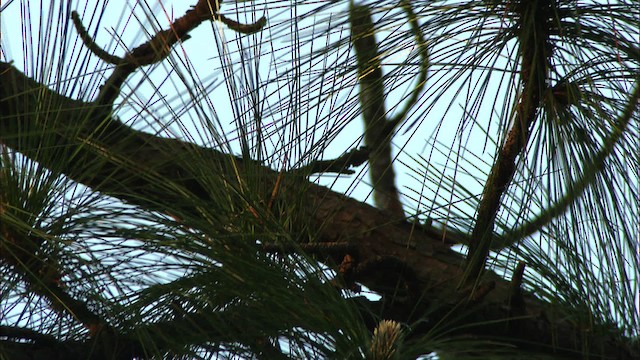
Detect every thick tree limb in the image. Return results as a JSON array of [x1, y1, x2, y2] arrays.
[[492, 80, 640, 249], [1, 61, 635, 359], [0, 307, 288, 360]]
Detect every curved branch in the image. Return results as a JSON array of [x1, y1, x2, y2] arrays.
[[71, 0, 267, 106], [350, 2, 404, 218], [348, 1, 429, 219], [388, 0, 429, 126], [219, 14, 267, 35], [292, 146, 369, 175], [71, 11, 125, 65]]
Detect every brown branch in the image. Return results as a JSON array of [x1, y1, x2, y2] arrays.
[[347, 0, 428, 219], [495, 80, 640, 249], [509, 261, 527, 313], [219, 14, 267, 35], [464, 0, 554, 283], [79, 0, 221, 105], [292, 146, 369, 175], [0, 307, 283, 360], [71, 11, 126, 65], [71, 1, 267, 106], [389, 0, 429, 126]]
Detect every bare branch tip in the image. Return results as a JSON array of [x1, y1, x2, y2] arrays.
[[220, 14, 267, 35], [70, 10, 124, 65]]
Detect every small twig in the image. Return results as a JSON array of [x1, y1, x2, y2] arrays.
[[293, 146, 370, 175], [509, 261, 526, 311], [389, 0, 429, 127], [219, 14, 267, 35], [71, 11, 125, 65], [267, 169, 284, 211]]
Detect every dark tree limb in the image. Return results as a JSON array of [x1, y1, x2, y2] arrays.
[[494, 81, 640, 249], [1, 60, 636, 359], [0, 1, 636, 355], [71, 0, 266, 105], [464, 0, 554, 283], [349, 3, 404, 218], [0, 307, 291, 360], [292, 146, 370, 175], [348, 0, 429, 219]]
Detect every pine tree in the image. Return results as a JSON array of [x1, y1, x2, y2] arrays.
[[1, 1, 638, 358]]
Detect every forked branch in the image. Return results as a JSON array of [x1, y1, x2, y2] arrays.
[[71, 0, 266, 105], [349, 0, 428, 219]]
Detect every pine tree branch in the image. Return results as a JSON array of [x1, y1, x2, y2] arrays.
[[348, 0, 428, 219], [493, 80, 640, 249], [464, 0, 554, 283], [0, 308, 285, 360], [71, 0, 266, 106], [350, 2, 404, 218], [1, 61, 636, 359], [292, 146, 370, 175]]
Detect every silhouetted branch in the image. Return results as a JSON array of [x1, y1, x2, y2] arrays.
[[464, 0, 554, 282], [219, 14, 267, 34], [293, 146, 369, 175], [71, 11, 125, 65], [495, 81, 640, 249], [388, 0, 429, 126], [350, 3, 404, 218], [1, 60, 636, 360], [71, 0, 267, 106]]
